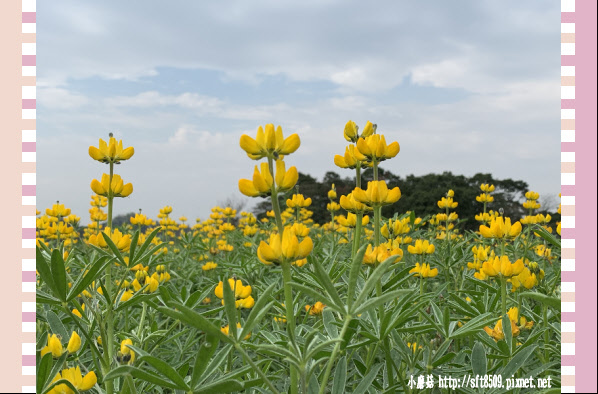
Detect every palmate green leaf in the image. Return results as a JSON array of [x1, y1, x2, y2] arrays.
[[241, 282, 276, 339], [353, 363, 382, 394], [471, 341, 487, 376], [502, 314, 512, 354], [135, 354, 190, 391], [347, 244, 368, 311], [157, 302, 232, 344], [127, 230, 140, 262], [222, 277, 238, 340], [465, 276, 498, 293], [36, 291, 62, 306], [191, 334, 219, 388], [36, 247, 59, 298], [519, 292, 560, 310], [129, 226, 161, 265], [290, 283, 344, 315], [532, 225, 561, 249], [450, 312, 496, 339], [331, 356, 347, 394], [67, 256, 112, 301], [45, 311, 68, 342], [40, 352, 68, 394], [50, 248, 67, 302], [36, 353, 53, 394], [104, 365, 180, 390], [500, 345, 538, 381], [42, 378, 80, 394], [100, 231, 127, 266], [352, 254, 397, 314], [310, 254, 344, 309], [322, 309, 338, 338], [353, 290, 410, 316]]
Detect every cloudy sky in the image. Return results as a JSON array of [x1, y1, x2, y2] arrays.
[[38, 1, 561, 222]]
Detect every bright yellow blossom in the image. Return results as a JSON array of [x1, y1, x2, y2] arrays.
[[240, 124, 300, 160], [353, 181, 401, 207], [90, 173, 133, 198], [89, 136, 134, 164]]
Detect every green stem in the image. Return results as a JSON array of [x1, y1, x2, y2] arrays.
[[500, 277, 507, 318], [267, 157, 284, 233], [282, 262, 298, 394], [105, 162, 115, 394], [235, 344, 280, 394], [136, 303, 147, 339], [319, 316, 353, 394], [352, 212, 363, 259], [374, 207, 381, 247]]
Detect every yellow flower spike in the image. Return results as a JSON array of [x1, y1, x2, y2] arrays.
[[334, 145, 372, 169], [46, 203, 71, 218], [409, 263, 439, 278], [407, 239, 435, 255], [482, 256, 525, 278], [343, 120, 358, 142], [480, 183, 495, 193], [275, 160, 298, 192], [287, 194, 312, 208], [340, 192, 373, 213], [66, 331, 82, 354], [50, 366, 97, 393], [356, 134, 400, 162], [437, 196, 458, 209], [41, 334, 64, 358], [120, 339, 136, 364], [257, 227, 313, 266], [479, 216, 522, 239], [239, 163, 274, 197], [363, 244, 403, 265], [305, 301, 326, 315], [353, 181, 401, 207], [239, 124, 300, 160], [89, 136, 134, 164], [328, 184, 337, 200], [90, 174, 133, 198]]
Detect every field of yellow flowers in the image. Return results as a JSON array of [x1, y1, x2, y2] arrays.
[[36, 122, 561, 394]]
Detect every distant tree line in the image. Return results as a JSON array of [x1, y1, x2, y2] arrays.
[[252, 169, 560, 231]]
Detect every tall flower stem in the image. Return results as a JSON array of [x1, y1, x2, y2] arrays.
[[351, 165, 363, 259], [104, 161, 116, 394], [500, 277, 507, 318], [318, 316, 353, 394], [267, 155, 298, 394]]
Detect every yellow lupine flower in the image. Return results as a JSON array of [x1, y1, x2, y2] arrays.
[[221, 323, 252, 340], [480, 184, 495, 193], [202, 262, 218, 271], [89, 136, 134, 164], [337, 213, 369, 228], [479, 216, 522, 239], [510, 268, 538, 291], [362, 244, 403, 265], [240, 124, 300, 160], [274, 160, 299, 192], [407, 239, 435, 255], [67, 331, 81, 354], [343, 120, 376, 143], [334, 144, 372, 169], [47, 366, 97, 394], [437, 197, 458, 209], [46, 203, 71, 218], [239, 162, 274, 197], [339, 192, 373, 213], [90, 173, 133, 198], [214, 279, 252, 300], [482, 256, 525, 278], [353, 181, 401, 207], [305, 301, 326, 315], [409, 263, 439, 278], [41, 334, 64, 358], [257, 227, 313, 265], [287, 194, 312, 208], [120, 339, 135, 364], [356, 134, 400, 162]]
